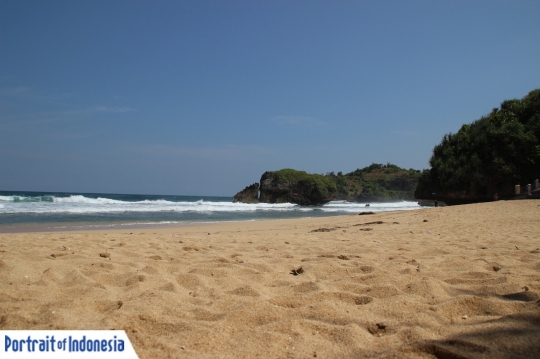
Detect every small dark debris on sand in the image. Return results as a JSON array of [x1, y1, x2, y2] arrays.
[[359, 212, 375, 215], [354, 221, 384, 226], [99, 252, 110, 259], [337, 255, 350, 260], [367, 322, 389, 335], [290, 267, 304, 275], [310, 228, 334, 233]]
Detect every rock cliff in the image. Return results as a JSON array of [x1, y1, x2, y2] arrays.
[[232, 183, 259, 203], [233, 169, 337, 205]]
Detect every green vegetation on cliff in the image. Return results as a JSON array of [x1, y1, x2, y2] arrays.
[[325, 163, 421, 201], [415, 88, 540, 203], [272, 169, 337, 199]]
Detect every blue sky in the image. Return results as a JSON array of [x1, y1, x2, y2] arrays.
[[1, 0, 539, 196]]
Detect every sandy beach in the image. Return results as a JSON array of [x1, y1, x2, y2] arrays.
[[1, 200, 539, 358]]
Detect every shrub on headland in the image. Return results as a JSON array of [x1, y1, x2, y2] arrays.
[[325, 163, 421, 202]]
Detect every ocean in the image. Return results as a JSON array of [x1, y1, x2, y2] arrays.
[[0, 191, 423, 232]]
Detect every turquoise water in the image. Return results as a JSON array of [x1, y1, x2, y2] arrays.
[[0, 191, 423, 232]]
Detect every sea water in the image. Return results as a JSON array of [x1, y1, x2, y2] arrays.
[[0, 191, 423, 232]]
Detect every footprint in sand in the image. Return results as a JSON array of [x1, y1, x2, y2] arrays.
[[159, 282, 176, 292], [176, 273, 204, 290], [293, 281, 319, 293], [125, 274, 146, 286], [359, 266, 375, 273], [182, 246, 201, 252], [229, 286, 260, 297], [141, 266, 158, 274]]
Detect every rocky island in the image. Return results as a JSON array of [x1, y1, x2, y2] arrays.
[[233, 169, 337, 205]]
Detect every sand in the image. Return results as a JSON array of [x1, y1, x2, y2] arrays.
[[1, 200, 539, 358]]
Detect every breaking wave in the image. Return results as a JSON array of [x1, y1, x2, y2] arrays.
[[0, 191, 423, 228]]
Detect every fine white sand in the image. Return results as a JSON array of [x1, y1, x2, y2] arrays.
[[1, 200, 539, 358]]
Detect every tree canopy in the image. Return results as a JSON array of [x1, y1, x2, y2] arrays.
[[415, 89, 540, 203]]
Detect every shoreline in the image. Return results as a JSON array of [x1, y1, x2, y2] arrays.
[[1, 200, 539, 358], [0, 213, 364, 234], [0, 219, 229, 234], [0, 206, 414, 234], [0, 216, 329, 234]]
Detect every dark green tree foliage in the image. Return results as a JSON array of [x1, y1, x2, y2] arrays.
[[416, 89, 540, 202]]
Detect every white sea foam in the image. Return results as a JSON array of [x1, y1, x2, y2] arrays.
[[320, 201, 420, 213], [0, 194, 298, 214], [53, 195, 125, 204], [0, 194, 420, 215]]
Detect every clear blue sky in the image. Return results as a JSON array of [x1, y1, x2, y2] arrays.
[[1, 0, 539, 196]]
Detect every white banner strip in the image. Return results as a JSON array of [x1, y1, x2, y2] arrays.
[[0, 331, 139, 358]]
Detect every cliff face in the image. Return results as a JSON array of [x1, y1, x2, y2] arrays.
[[233, 169, 337, 205], [232, 183, 259, 203], [258, 171, 288, 203], [259, 171, 337, 205]]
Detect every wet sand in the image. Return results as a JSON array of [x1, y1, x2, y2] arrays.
[[1, 200, 539, 358]]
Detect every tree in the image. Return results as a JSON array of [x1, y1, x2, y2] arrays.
[[416, 89, 540, 203]]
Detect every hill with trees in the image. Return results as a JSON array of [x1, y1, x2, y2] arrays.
[[233, 164, 422, 205], [326, 163, 422, 202], [415, 89, 540, 205]]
